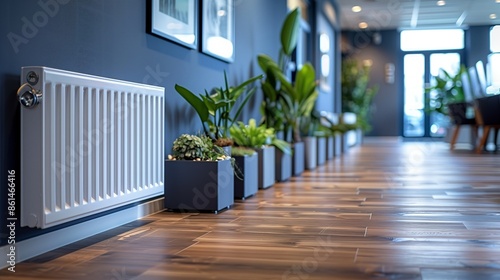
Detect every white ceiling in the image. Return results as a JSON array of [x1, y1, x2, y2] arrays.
[[336, 0, 500, 30]]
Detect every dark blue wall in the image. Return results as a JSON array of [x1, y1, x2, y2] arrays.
[[467, 26, 491, 69], [342, 29, 402, 136], [0, 0, 287, 244]]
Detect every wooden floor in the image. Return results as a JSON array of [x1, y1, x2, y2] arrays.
[[3, 138, 500, 279]]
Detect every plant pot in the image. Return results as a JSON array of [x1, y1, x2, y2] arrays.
[[221, 145, 232, 157], [256, 146, 275, 189], [304, 136, 317, 170], [334, 134, 342, 156], [292, 141, 305, 176], [233, 153, 258, 199], [356, 128, 364, 146], [275, 147, 292, 182], [326, 136, 334, 160], [164, 159, 234, 213], [317, 137, 327, 166], [341, 133, 349, 153]]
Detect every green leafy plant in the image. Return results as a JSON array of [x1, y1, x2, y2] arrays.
[[281, 63, 319, 141], [230, 118, 292, 155], [341, 58, 378, 132], [258, 8, 300, 132], [257, 8, 318, 143], [299, 109, 322, 137], [169, 134, 228, 161], [174, 72, 263, 147], [426, 65, 468, 115]]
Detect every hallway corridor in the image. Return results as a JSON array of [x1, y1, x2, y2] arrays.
[[3, 138, 500, 279]]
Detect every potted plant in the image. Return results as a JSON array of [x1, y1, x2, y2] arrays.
[[341, 58, 378, 144], [427, 66, 468, 116], [231, 146, 258, 199], [164, 134, 234, 213], [426, 66, 476, 146], [260, 59, 320, 170], [320, 113, 358, 156], [301, 110, 329, 167], [174, 72, 263, 153], [426, 66, 473, 127], [230, 118, 291, 188], [315, 112, 336, 160], [257, 8, 319, 175]]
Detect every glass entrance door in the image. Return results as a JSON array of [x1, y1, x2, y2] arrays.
[[403, 52, 461, 137]]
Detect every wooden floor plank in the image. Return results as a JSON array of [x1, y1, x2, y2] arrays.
[[2, 138, 500, 279]]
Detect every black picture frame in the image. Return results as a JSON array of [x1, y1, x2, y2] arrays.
[[150, 0, 198, 49], [201, 0, 235, 62]]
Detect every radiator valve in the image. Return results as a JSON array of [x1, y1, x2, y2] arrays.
[[17, 83, 42, 108]]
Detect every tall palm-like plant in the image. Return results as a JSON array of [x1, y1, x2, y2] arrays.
[[258, 8, 300, 132], [257, 8, 318, 143]]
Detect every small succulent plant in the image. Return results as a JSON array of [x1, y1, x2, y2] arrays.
[[169, 134, 228, 161]]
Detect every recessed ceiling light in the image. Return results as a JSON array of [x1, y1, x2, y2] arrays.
[[352, 5, 362, 12], [497, 0, 500, 3], [490, 13, 497, 19], [359, 22, 368, 29], [436, 0, 446, 6]]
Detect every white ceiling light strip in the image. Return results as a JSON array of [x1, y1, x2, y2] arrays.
[[411, 0, 421, 28]]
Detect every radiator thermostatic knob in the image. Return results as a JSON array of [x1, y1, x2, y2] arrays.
[[17, 83, 42, 109]]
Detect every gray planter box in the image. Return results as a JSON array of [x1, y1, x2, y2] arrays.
[[292, 141, 305, 176], [233, 153, 258, 199], [341, 133, 350, 153], [221, 145, 232, 156], [326, 136, 334, 160], [256, 146, 275, 189], [164, 159, 234, 213], [334, 134, 342, 156], [356, 128, 364, 146], [304, 136, 317, 170], [317, 137, 327, 166], [275, 147, 292, 182]]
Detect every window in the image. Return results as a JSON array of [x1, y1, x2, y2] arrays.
[[489, 26, 500, 94], [400, 29, 464, 51], [490, 25, 500, 53]]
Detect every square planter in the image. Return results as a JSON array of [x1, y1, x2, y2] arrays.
[[292, 141, 305, 176], [233, 153, 258, 199], [334, 134, 342, 156], [164, 159, 234, 213], [341, 133, 350, 153], [275, 147, 292, 182], [356, 128, 364, 146], [304, 136, 317, 170], [256, 146, 275, 189], [326, 136, 334, 160], [317, 137, 327, 166]]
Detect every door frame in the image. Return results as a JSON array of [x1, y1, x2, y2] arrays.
[[401, 50, 465, 138]]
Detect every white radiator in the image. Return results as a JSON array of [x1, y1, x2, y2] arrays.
[[18, 66, 165, 229]]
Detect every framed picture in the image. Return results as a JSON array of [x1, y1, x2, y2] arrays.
[[201, 0, 234, 62], [150, 0, 198, 49]]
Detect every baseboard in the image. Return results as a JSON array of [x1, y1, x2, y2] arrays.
[[0, 197, 164, 270]]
